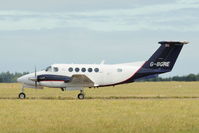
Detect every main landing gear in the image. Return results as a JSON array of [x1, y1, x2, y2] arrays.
[[77, 90, 85, 100], [18, 86, 26, 99], [61, 88, 66, 91]]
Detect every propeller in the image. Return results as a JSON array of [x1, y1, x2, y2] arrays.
[[34, 66, 38, 88], [28, 66, 38, 88]]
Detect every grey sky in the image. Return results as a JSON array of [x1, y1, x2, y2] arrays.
[[0, 0, 198, 77]]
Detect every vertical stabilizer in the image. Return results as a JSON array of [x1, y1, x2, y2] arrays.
[[132, 41, 188, 80]]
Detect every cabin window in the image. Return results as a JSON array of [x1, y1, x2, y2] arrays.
[[75, 68, 80, 72], [68, 67, 73, 72], [81, 68, 86, 72], [117, 68, 123, 72], [45, 66, 52, 72], [53, 67, 59, 72], [88, 68, 93, 72], [94, 68, 99, 72]]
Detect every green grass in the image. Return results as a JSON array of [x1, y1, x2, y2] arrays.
[[0, 82, 199, 99], [0, 82, 199, 133]]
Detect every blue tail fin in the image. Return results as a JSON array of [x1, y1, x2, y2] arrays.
[[133, 41, 188, 80]]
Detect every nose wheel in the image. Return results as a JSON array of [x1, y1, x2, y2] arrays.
[[18, 92, 26, 99], [77, 90, 85, 100]]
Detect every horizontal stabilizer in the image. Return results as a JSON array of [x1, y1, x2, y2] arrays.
[[159, 41, 189, 45]]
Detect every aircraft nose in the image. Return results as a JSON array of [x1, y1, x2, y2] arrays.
[[17, 75, 28, 83], [17, 76, 24, 83], [17, 73, 36, 85]]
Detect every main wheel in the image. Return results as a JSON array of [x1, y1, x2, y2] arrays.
[[77, 93, 85, 100], [61, 88, 65, 91], [18, 92, 26, 99]]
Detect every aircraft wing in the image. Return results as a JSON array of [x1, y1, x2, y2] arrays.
[[68, 74, 94, 87]]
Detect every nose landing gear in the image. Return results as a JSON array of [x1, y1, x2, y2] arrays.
[[18, 86, 26, 99]]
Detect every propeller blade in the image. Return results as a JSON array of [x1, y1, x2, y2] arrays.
[[35, 81, 37, 88], [35, 67, 36, 76], [35, 66, 37, 88]]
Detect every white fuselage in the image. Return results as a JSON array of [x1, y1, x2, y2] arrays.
[[18, 62, 144, 90]]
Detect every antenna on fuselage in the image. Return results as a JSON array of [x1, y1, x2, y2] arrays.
[[100, 60, 105, 65]]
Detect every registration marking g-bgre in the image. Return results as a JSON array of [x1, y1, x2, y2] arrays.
[[150, 62, 170, 67]]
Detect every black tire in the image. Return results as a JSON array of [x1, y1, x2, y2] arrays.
[[77, 93, 85, 100], [18, 92, 26, 99]]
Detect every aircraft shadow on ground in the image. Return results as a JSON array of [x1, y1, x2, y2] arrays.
[[0, 96, 199, 100]]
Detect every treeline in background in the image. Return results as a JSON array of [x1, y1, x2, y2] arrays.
[[0, 72, 199, 83], [0, 72, 29, 83], [144, 74, 199, 82]]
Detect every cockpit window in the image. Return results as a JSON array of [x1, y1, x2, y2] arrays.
[[45, 66, 52, 72], [53, 67, 59, 72]]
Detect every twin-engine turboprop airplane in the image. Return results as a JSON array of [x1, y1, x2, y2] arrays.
[[17, 41, 189, 99]]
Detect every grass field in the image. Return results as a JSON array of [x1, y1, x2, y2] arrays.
[[0, 82, 199, 133]]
